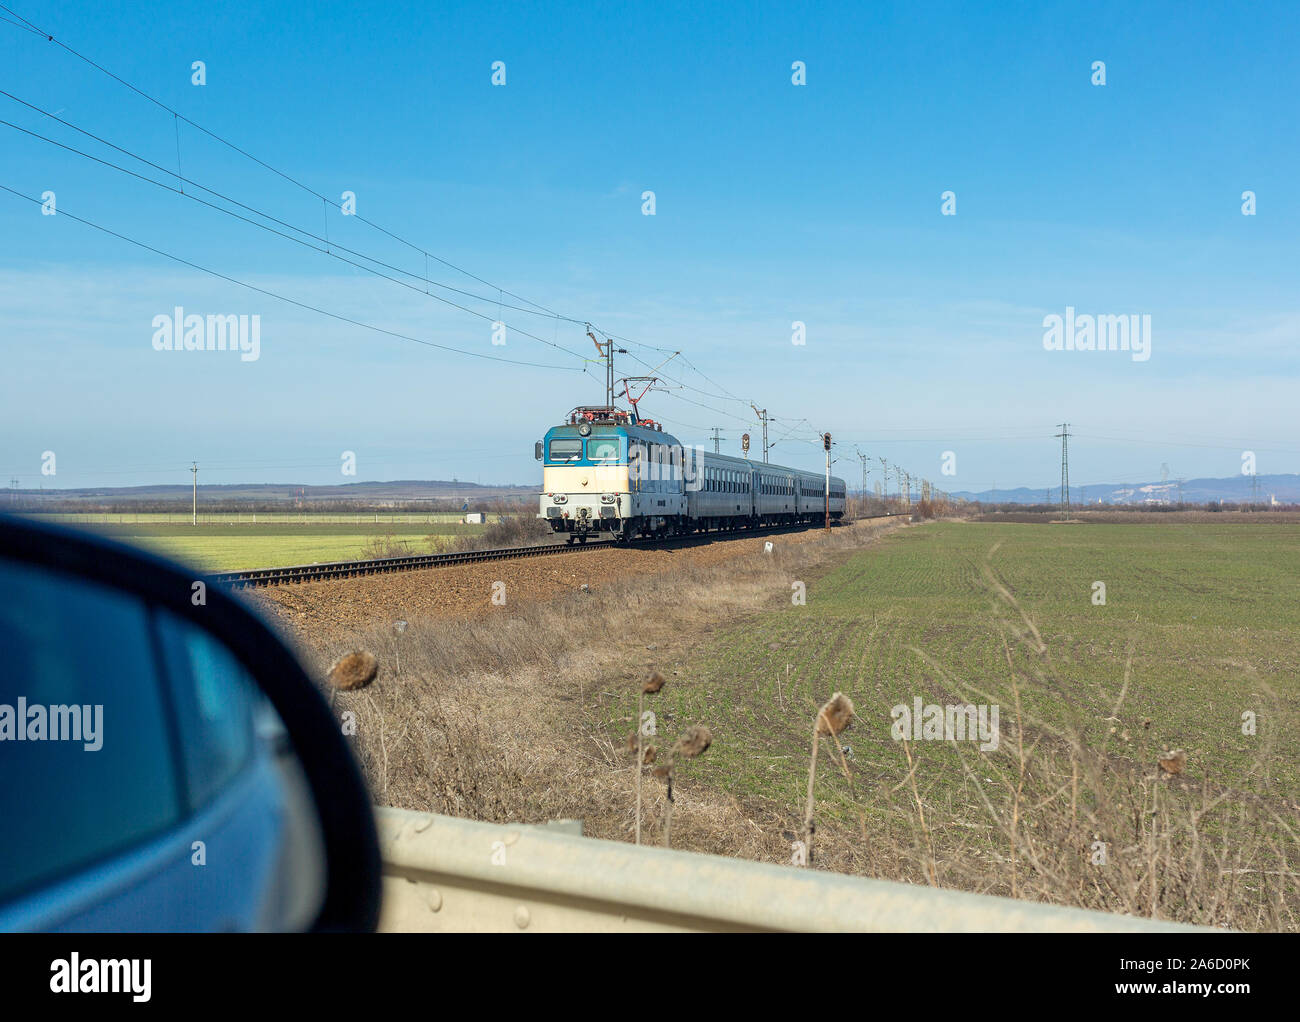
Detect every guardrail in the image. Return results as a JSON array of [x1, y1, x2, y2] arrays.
[[374, 808, 1201, 933]]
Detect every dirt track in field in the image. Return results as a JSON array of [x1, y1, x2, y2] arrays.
[[247, 525, 845, 642]]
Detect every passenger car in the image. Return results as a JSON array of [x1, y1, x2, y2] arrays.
[[536, 406, 846, 542]]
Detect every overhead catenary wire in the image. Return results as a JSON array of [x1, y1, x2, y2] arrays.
[[0, 98, 758, 414], [0, 100, 592, 361], [0, 183, 580, 371], [0, 2, 564, 320], [2, 3, 868, 443], [0, 10, 40, 34], [0, 9, 773, 414]]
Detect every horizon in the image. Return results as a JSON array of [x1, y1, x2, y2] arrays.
[[12, 468, 1300, 504]]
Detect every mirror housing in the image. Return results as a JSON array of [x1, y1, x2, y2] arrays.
[[0, 514, 381, 932], [535, 440, 543, 461]]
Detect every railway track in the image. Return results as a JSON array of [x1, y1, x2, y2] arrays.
[[211, 513, 899, 589]]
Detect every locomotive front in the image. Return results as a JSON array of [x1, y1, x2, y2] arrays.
[[535, 413, 632, 543]]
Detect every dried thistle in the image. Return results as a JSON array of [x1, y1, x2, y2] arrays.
[[327, 651, 378, 691], [660, 724, 713, 848], [634, 669, 665, 845], [816, 692, 855, 736], [804, 692, 855, 867], [672, 725, 713, 759], [1158, 749, 1187, 775]]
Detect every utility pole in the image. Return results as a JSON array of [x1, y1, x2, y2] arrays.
[[1055, 423, 1071, 520], [587, 325, 627, 409], [191, 462, 198, 526], [854, 448, 869, 512], [710, 427, 723, 454], [750, 405, 770, 463], [878, 458, 888, 507]]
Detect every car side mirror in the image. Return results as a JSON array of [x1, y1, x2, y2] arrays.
[[0, 515, 380, 932]]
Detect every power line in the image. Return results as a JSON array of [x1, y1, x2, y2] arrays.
[[0, 90, 581, 326], [0, 183, 580, 371], [0, 85, 759, 409], [0, 2, 564, 321], [0, 104, 592, 362], [1, 4, 848, 437], [1072, 430, 1300, 455], [0, 10, 771, 416], [0, 10, 40, 34]]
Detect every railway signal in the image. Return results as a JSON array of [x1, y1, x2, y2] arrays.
[[742, 432, 750, 455], [823, 433, 831, 531]]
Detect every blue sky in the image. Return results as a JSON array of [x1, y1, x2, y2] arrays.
[[2, 0, 1297, 493]]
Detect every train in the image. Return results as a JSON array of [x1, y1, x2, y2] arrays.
[[536, 405, 846, 543]]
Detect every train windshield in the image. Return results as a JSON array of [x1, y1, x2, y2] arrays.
[[587, 437, 621, 462], [548, 438, 583, 462]]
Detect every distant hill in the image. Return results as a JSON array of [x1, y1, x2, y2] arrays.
[[951, 473, 1300, 506], [3, 479, 535, 509]]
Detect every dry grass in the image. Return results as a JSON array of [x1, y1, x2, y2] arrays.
[[443, 509, 554, 552], [299, 521, 897, 844], [358, 532, 419, 559], [290, 515, 1297, 929], [869, 714, 1300, 930]]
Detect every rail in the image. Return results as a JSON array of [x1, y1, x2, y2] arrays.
[[209, 538, 611, 588], [211, 514, 899, 588], [374, 807, 1201, 933]]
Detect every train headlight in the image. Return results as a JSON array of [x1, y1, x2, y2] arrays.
[[600, 493, 615, 504]]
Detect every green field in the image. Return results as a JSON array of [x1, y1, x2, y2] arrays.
[[620, 520, 1300, 924], [44, 521, 487, 571], [23, 512, 475, 525]]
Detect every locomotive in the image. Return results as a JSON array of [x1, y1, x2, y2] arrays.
[[536, 405, 846, 543]]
